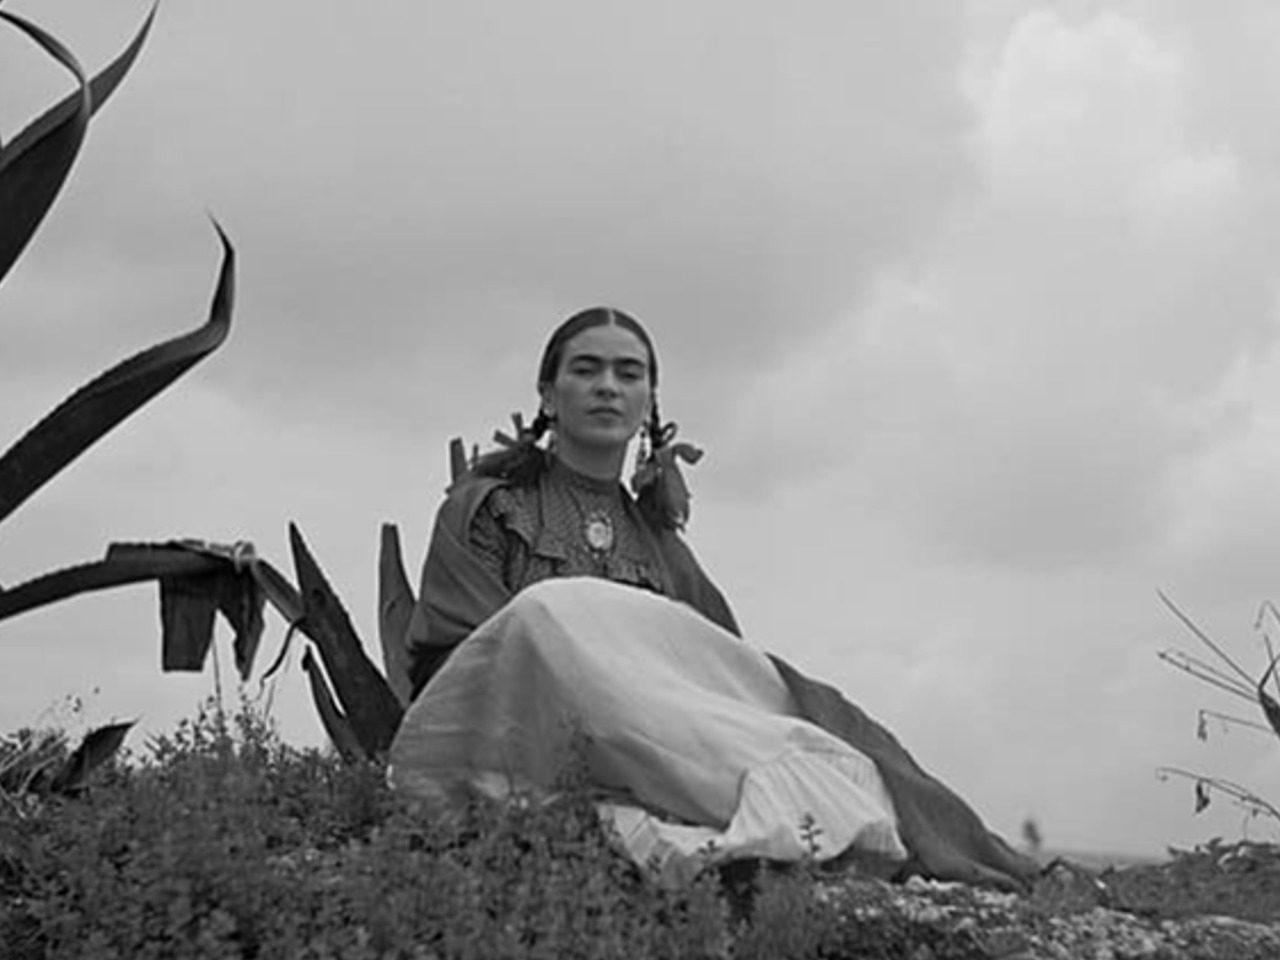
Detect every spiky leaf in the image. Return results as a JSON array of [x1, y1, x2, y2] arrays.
[[290, 523, 404, 757], [0, 7, 154, 287], [378, 523, 415, 707], [0, 10, 88, 286], [449, 437, 468, 484], [302, 648, 363, 763], [0, 222, 234, 528]]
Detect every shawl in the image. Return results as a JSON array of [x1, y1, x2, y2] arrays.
[[404, 473, 1038, 891]]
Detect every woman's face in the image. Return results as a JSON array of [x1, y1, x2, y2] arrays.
[[540, 324, 653, 454]]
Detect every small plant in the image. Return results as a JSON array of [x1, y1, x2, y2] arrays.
[[0, 697, 748, 959], [0, 721, 133, 803], [1158, 591, 1280, 825]]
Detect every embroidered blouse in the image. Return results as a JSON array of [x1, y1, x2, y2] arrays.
[[467, 456, 669, 597], [404, 449, 741, 696]]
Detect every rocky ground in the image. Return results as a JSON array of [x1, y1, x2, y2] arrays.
[[812, 839, 1280, 959]]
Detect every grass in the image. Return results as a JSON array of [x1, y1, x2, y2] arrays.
[[0, 696, 875, 960], [6, 696, 1280, 959]]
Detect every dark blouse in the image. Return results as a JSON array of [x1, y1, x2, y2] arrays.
[[405, 451, 741, 695], [467, 456, 670, 597]]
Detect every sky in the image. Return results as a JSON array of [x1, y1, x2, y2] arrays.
[[3, 0, 1280, 860]]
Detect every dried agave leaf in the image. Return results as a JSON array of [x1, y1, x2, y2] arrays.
[[158, 572, 219, 671], [0, 540, 282, 683], [159, 541, 274, 679], [1194, 780, 1211, 814], [290, 523, 404, 757], [157, 568, 263, 679], [378, 523, 415, 707], [0, 222, 234, 528], [219, 565, 266, 679]]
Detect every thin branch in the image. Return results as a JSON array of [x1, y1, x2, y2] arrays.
[[1265, 633, 1280, 704], [1156, 767, 1280, 822], [1253, 600, 1280, 633], [1259, 651, 1280, 701], [1198, 708, 1274, 736], [1162, 647, 1258, 698], [1158, 591, 1254, 686], [1158, 650, 1256, 702]]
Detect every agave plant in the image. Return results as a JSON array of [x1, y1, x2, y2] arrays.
[[1157, 591, 1280, 822], [0, 8, 410, 772]]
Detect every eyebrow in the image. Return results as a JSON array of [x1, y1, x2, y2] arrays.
[[565, 352, 648, 368]]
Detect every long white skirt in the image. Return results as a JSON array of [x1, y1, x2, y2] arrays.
[[388, 577, 906, 885]]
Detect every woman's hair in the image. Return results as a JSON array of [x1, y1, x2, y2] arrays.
[[470, 306, 684, 528], [536, 306, 659, 391]]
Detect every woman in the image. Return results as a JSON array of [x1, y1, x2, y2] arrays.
[[402, 306, 736, 693], [391, 307, 1036, 890]]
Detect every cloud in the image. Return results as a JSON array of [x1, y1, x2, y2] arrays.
[[716, 7, 1279, 573], [1159, 324, 1280, 609], [4, 0, 978, 435], [10, 1, 1280, 860]]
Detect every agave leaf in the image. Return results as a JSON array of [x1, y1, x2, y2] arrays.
[[0, 7, 155, 287], [0, 10, 89, 286], [378, 523, 416, 707], [1, 6, 154, 176], [0, 222, 234, 529], [249, 558, 304, 625], [301, 647, 364, 763], [449, 436, 468, 484], [0, 545, 226, 624], [48, 720, 133, 794], [290, 523, 404, 757]]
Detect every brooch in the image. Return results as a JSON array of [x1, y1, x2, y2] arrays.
[[583, 510, 614, 553]]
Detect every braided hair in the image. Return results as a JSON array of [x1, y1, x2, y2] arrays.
[[471, 306, 690, 528]]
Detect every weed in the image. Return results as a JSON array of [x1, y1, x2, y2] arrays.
[[0, 697, 743, 958]]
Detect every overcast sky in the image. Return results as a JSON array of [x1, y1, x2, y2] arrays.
[[4, 0, 1280, 859]]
